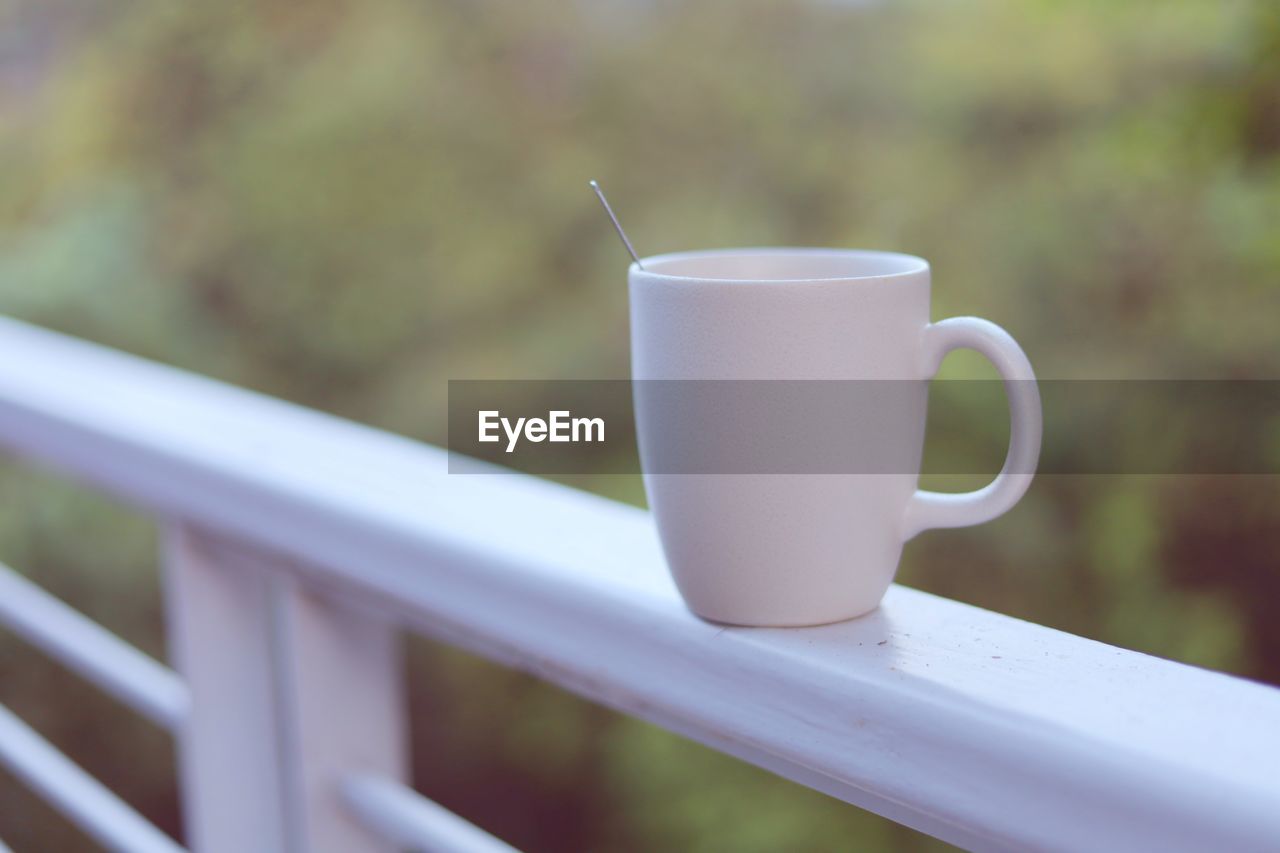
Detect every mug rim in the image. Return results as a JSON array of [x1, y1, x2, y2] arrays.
[[631, 247, 930, 284]]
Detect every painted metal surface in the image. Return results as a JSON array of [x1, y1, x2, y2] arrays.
[[0, 317, 1278, 851], [163, 524, 294, 853], [0, 704, 182, 853], [163, 526, 407, 853], [266, 555, 408, 853], [343, 775, 519, 853], [0, 560, 186, 727], [0, 562, 187, 731]]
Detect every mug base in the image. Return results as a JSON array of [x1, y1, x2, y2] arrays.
[[686, 600, 882, 629]]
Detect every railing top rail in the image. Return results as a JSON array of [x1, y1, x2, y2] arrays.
[[0, 316, 1277, 852]]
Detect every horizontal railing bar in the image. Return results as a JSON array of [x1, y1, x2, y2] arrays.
[[0, 563, 187, 731], [0, 704, 185, 853], [342, 775, 519, 853], [0, 317, 1278, 851]]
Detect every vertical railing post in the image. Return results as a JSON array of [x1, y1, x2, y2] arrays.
[[163, 524, 407, 853], [268, 570, 409, 852], [163, 524, 290, 853]]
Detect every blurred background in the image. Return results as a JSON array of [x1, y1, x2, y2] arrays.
[[1, 0, 1278, 849]]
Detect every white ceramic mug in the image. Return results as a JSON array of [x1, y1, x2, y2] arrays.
[[629, 248, 1041, 626]]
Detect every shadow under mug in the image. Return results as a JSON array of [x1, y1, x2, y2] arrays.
[[629, 248, 1042, 627]]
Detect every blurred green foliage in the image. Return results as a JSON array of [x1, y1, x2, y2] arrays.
[[1, 0, 1278, 849]]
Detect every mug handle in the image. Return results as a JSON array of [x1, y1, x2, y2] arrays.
[[902, 317, 1042, 540]]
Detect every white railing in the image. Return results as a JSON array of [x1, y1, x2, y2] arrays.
[[0, 314, 1277, 853]]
